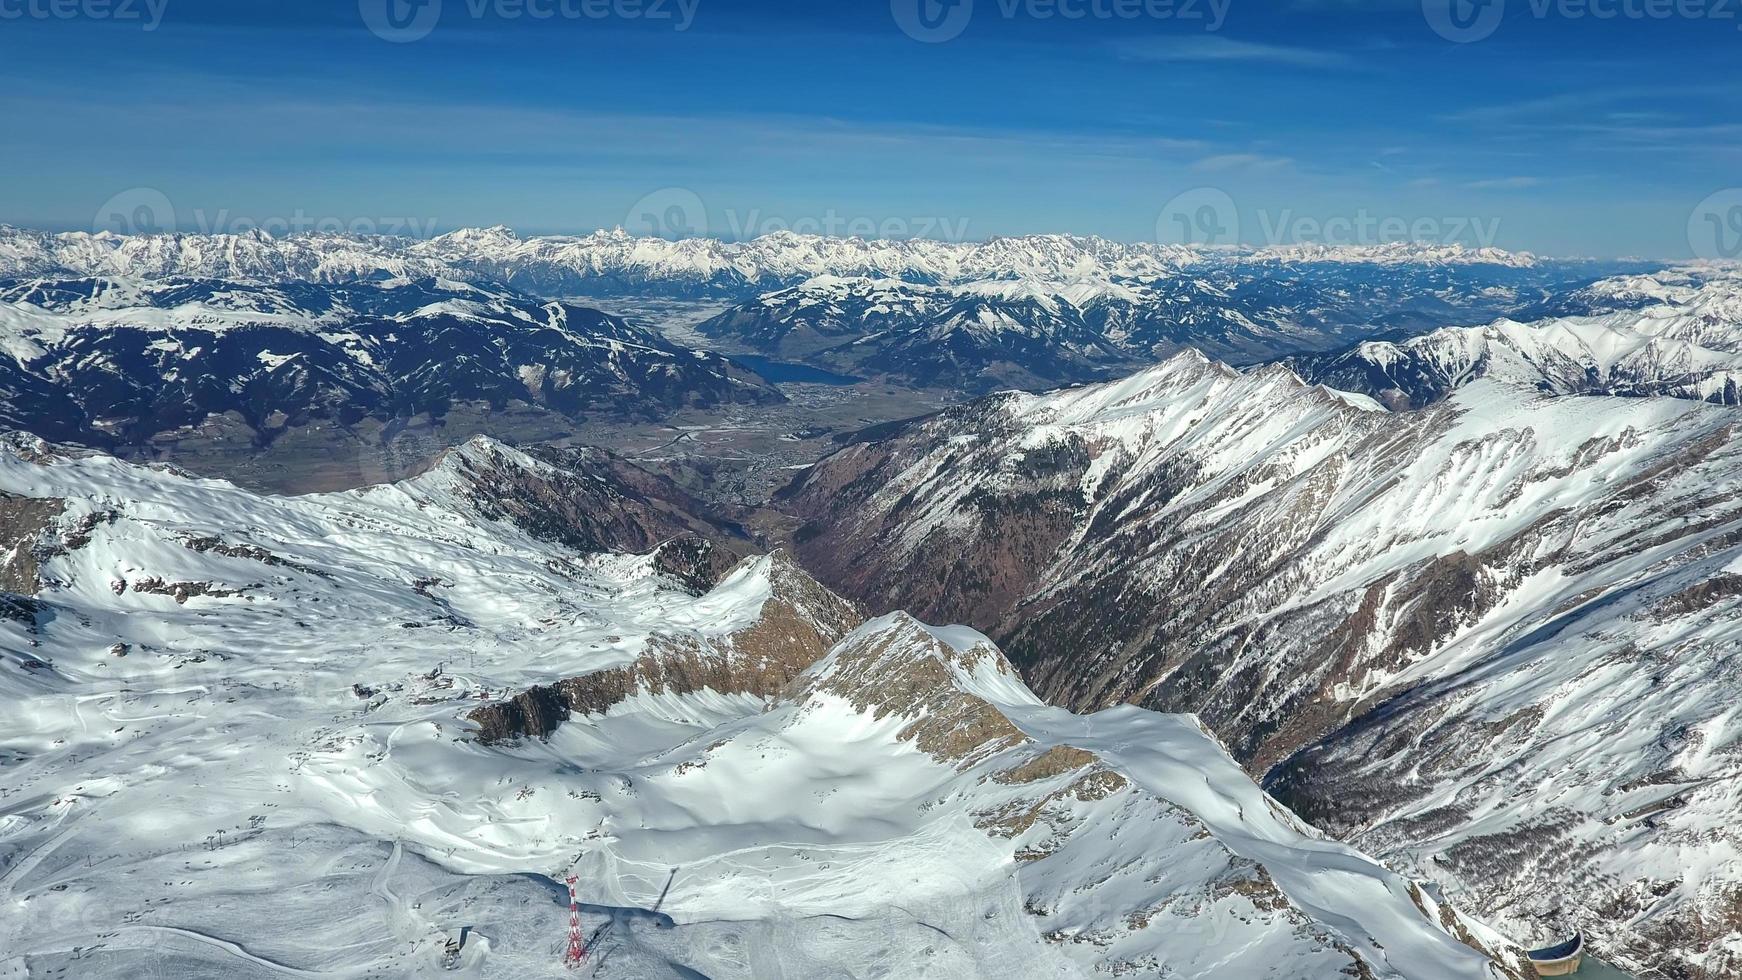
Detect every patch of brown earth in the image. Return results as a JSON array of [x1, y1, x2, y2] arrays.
[[780, 419, 1090, 628]]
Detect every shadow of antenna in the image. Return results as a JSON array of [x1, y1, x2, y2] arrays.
[[652, 868, 677, 915]]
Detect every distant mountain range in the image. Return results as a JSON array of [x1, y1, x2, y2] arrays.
[[0, 225, 1559, 296], [0, 225, 1654, 395], [692, 261, 1636, 391], [0, 275, 780, 455], [1287, 268, 1742, 407]]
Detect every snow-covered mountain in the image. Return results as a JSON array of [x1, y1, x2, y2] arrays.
[[0, 225, 1555, 298], [414, 228, 1204, 296], [0, 434, 1526, 978], [1527, 268, 1718, 317], [0, 226, 1645, 395], [695, 276, 1142, 391], [0, 275, 780, 453], [0, 226, 452, 283], [780, 351, 1742, 978], [695, 261, 1633, 391], [1288, 269, 1742, 408]]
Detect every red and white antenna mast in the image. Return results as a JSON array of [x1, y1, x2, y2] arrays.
[[563, 873, 587, 969]]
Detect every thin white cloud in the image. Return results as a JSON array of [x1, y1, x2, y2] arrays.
[[1192, 153, 1294, 173], [1112, 36, 1350, 69], [1465, 177, 1542, 190], [1438, 87, 1711, 126]]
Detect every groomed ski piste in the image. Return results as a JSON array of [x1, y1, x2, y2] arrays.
[[0, 435, 1523, 978]]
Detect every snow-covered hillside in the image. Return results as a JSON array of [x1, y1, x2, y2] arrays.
[[782, 350, 1742, 978], [0, 275, 780, 450], [0, 435, 1524, 978], [1289, 268, 1742, 407]]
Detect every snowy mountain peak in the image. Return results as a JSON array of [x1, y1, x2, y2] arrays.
[[799, 611, 1033, 701], [429, 224, 521, 248], [784, 340, 1742, 978], [1289, 268, 1742, 408], [0, 225, 1551, 294]]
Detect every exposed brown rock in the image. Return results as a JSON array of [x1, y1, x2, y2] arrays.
[[131, 577, 258, 604], [992, 745, 1100, 784], [181, 534, 330, 578], [447, 440, 751, 560], [772, 362, 1742, 978], [649, 534, 739, 595], [974, 766, 1130, 842], [0, 492, 65, 594], [470, 684, 569, 744], [785, 615, 1027, 768], [469, 552, 862, 744], [58, 509, 118, 551], [1647, 572, 1742, 620], [780, 408, 1089, 629]]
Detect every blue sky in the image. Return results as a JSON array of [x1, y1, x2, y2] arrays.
[[1, 0, 1737, 256]]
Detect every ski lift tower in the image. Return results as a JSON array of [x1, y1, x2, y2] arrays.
[[563, 873, 587, 969]]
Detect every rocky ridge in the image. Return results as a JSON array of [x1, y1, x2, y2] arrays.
[[779, 349, 1742, 977]]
